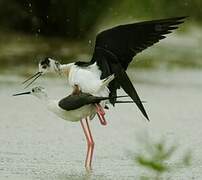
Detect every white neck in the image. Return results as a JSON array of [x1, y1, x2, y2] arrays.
[[60, 63, 74, 76], [34, 93, 49, 103]]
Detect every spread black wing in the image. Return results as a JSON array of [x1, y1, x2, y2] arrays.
[[90, 16, 186, 120]]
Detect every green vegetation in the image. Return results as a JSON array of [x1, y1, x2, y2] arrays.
[[0, 31, 89, 70], [0, 1, 201, 71], [1, 28, 202, 72], [134, 137, 192, 179], [0, 0, 201, 38]]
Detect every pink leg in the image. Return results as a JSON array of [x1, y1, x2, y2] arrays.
[[85, 117, 94, 168], [80, 119, 90, 168], [80, 118, 94, 170], [95, 103, 107, 126]]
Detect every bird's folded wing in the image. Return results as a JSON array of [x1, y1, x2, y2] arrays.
[[58, 93, 130, 111]]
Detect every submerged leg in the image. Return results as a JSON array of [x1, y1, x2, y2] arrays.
[[80, 118, 95, 170], [95, 103, 107, 125]]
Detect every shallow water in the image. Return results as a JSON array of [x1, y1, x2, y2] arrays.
[[0, 69, 202, 179]]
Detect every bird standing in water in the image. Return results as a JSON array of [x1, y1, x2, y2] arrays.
[[20, 16, 187, 169], [13, 86, 129, 169]]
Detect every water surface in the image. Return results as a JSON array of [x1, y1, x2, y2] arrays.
[[0, 69, 202, 179]]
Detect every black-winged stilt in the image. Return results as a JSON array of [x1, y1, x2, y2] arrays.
[[23, 16, 186, 121], [13, 86, 131, 169]]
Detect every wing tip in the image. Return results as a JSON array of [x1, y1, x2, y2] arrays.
[[140, 106, 150, 121], [145, 114, 150, 121], [165, 16, 188, 22], [154, 16, 187, 35], [167, 16, 188, 26]]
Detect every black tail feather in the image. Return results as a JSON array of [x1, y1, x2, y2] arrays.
[[115, 69, 149, 121]]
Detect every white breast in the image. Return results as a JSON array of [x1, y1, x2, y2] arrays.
[[68, 63, 109, 97]]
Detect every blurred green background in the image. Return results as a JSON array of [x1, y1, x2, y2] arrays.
[[0, 0, 201, 73]]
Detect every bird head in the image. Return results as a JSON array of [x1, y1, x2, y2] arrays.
[[22, 57, 61, 88], [13, 86, 47, 99], [39, 57, 61, 75]]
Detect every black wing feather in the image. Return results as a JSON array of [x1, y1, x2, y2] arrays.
[[92, 16, 186, 69], [58, 93, 128, 111], [90, 16, 186, 120], [58, 93, 109, 111]]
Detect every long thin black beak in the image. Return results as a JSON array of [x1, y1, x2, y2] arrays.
[[13, 91, 31, 96], [22, 72, 42, 88]]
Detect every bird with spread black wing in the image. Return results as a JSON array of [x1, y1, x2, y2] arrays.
[[22, 16, 187, 120]]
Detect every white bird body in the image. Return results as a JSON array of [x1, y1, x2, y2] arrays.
[[59, 62, 113, 109], [61, 62, 108, 96], [47, 99, 96, 122], [13, 86, 115, 170]]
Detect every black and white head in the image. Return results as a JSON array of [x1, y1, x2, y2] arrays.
[[13, 86, 47, 99], [22, 57, 61, 88], [39, 57, 61, 74]]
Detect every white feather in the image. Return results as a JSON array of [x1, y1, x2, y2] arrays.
[[68, 63, 110, 97], [47, 100, 96, 122]]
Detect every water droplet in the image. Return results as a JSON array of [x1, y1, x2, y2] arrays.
[[184, 2, 188, 6]]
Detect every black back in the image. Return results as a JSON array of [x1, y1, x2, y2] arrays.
[[58, 93, 109, 111]]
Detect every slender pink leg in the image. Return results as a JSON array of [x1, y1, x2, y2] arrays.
[[97, 112, 107, 125], [85, 117, 94, 168], [95, 103, 107, 125], [80, 118, 94, 170], [80, 119, 90, 168], [95, 103, 105, 115]]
